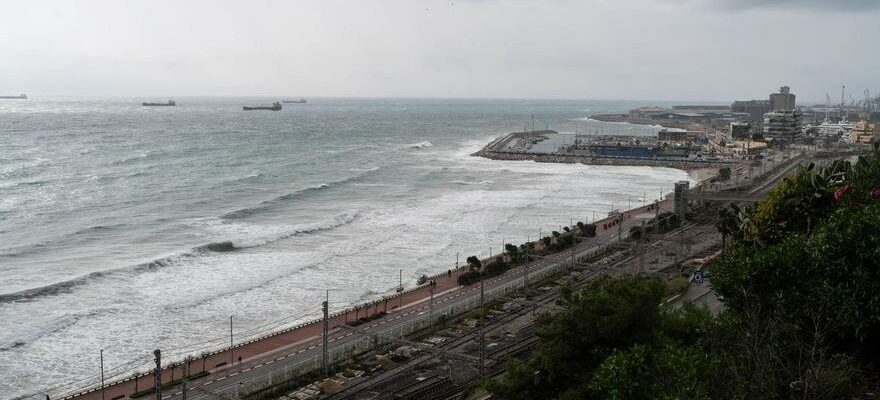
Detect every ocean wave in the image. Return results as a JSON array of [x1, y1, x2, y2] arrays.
[[110, 152, 158, 166], [0, 310, 97, 351], [221, 168, 379, 220], [222, 184, 330, 219], [0, 158, 50, 179], [0, 213, 360, 304], [449, 180, 493, 186], [405, 141, 433, 149]]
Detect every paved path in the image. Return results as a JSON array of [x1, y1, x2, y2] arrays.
[[153, 211, 654, 400], [60, 199, 666, 400]]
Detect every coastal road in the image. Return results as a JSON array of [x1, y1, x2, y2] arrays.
[[158, 212, 651, 400]]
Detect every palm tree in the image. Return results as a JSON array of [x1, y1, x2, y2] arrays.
[[716, 206, 737, 252]]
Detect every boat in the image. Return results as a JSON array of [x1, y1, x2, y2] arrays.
[[0, 94, 27, 99], [243, 102, 282, 111], [142, 100, 176, 107], [282, 98, 307, 104]]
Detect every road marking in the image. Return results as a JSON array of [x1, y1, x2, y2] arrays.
[[266, 360, 274, 365], [308, 345, 316, 350], [204, 380, 214, 384], [242, 368, 252, 372], [229, 372, 239, 377], [216, 376, 227, 381]]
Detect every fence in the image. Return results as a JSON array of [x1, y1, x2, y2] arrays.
[[235, 263, 566, 398]]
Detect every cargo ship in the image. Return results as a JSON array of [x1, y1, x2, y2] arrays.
[[282, 98, 307, 104], [0, 94, 27, 99], [142, 100, 176, 106], [243, 102, 282, 111]]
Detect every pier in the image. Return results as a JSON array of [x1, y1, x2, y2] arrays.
[[473, 131, 738, 170]]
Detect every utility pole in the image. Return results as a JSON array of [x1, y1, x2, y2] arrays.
[[479, 278, 485, 377], [153, 349, 161, 400], [229, 316, 233, 365], [523, 246, 529, 288], [455, 252, 459, 269], [322, 291, 329, 376], [429, 280, 435, 331], [181, 358, 189, 400], [617, 215, 622, 242], [100, 349, 105, 400]]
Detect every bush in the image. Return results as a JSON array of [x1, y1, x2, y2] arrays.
[[581, 223, 597, 237], [485, 259, 509, 277], [457, 271, 482, 286]]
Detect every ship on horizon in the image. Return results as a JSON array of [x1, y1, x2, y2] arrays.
[[243, 102, 282, 111], [282, 98, 307, 104], [0, 94, 27, 99], [142, 99, 176, 107]]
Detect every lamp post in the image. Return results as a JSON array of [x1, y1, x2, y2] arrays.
[[100, 349, 105, 400]]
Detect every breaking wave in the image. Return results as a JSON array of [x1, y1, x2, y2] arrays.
[[0, 310, 98, 351], [449, 180, 493, 186], [405, 141, 433, 149], [221, 168, 379, 220], [0, 212, 360, 304]]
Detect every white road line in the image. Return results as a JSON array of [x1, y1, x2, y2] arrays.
[[265, 360, 274, 365], [229, 372, 239, 377], [216, 376, 227, 381]]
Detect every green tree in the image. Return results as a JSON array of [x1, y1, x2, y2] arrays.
[[466, 255, 481, 272], [488, 275, 667, 398]]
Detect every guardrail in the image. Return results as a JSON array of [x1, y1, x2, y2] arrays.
[[236, 262, 565, 398]]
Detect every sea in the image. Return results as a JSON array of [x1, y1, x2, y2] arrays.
[[0, 97, 693, 398]]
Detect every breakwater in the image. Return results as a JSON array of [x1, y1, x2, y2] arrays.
[[473, 132, 736, 170]]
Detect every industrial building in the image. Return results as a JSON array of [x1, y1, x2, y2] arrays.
[[731, 100, 770, 124], [770, 86, 796, 111]]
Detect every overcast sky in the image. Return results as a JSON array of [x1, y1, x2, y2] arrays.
[[1, 0, 878, 102]]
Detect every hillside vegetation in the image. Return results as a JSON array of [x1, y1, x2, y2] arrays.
[[487, 147, 880, 399]]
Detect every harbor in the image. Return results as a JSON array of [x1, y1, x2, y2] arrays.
[[473, 129, 738, 170]]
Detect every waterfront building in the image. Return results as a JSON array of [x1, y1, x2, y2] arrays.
[[763, 109, 803, 139], [628, 106, 670, 120], [770, 86, 796, 111], [850, 121, 878, 144], [731, 99, 771, 124], [657, 130, 704, 146]]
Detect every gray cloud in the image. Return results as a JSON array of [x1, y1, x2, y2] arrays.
[[0, 0, 878, 101], [706, 0, 880, 12]]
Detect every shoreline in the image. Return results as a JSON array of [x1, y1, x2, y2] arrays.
[[58, 181, 698, 400]]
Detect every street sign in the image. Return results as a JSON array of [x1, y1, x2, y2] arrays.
[[693, 270, 704, 284]]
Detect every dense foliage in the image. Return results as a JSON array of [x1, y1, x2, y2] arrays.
[[487, 149, 880, 399]]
